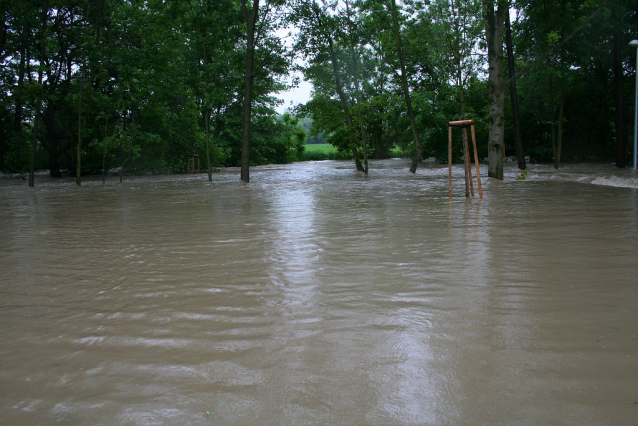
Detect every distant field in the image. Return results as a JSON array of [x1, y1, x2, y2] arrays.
[[300, 143, 351, 161], [304, 143, 339, 154], [301, 143, 403, 161]]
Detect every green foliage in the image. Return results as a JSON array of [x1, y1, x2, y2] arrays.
[[1, 0, 636, 177], [516, 169, 528, 180]]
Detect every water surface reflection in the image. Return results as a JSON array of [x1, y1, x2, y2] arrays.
[[1, 160, 637, 425]]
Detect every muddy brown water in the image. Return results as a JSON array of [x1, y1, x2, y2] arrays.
[[1, 160, 637, 425]]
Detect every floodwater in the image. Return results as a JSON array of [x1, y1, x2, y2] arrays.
[[1, 159, 637, 425]]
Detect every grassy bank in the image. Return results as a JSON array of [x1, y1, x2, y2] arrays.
[[299, 144, 353, 161], [299, 143, 405, 162]]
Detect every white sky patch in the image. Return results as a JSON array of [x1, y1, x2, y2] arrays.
[[276, 78, 313, 114], [275, 26, 313, 114]]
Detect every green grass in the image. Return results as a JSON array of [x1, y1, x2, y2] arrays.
[[299, 144, 352, 161], [303, 143, 339, 154], [299, 143, 405, 162]]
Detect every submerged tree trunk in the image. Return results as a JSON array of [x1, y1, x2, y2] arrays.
[[484, 0, 508, 179], [505, 12, 525, 170], [240, 0, 259, 183], [390, 0, 422, 173]]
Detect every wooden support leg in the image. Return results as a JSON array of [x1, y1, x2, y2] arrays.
[[471, 125, 483, 199], [463, 127, 474, 197], [448, 125, 453, 198], [462, 127, 470, 197]]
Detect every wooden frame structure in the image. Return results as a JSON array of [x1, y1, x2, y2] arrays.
[[188, 154, 200, 174], [448, 119, 482, 198]]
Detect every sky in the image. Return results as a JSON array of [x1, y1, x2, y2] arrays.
[[274, 27, 313, 114], [276, 77, 313, 114]]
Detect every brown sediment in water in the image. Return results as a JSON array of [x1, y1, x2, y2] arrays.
[[1, 160, 637, 425]]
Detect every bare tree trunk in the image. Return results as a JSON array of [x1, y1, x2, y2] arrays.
[[390, 0, 422, 173], [354, 80, 369, 175], [101, 117, 108, 184], [76, 80, 83, 186], [505, 12, 525, 170], [548, 77, 558, 169], [613, 6, 625, 168], [241, 0, 259, 183], [29, 114, 40, 186], [557, 84, 564, 166], [30, 0, 48, 187], [120, 147, 130, 183], [205, 108, 212, 182], [484, 0, 508, 180]]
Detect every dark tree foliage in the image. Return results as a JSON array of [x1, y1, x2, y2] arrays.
[[1, 0, 636, 181]]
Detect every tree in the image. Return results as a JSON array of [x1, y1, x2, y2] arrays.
[[483, 0, 508, 179], [291, 0, 365, 172], [505, 10, 525, 170]]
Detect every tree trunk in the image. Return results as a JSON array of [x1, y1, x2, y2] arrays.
[[549, 77, 558, 169], [76, 81, 83, 186], [557, 84, 564, 166], [29, 114, 40, 185], [102, 118, 108, 184], [30, 0, 48, 187], [390, 0, 422, 173], [505, 12, 525, 170], [0, 129, 5, 172], [205, 108, 212, 182], [240, 0, 259, 183], [120, 147, 130, 183], [613, 6, 625, 168], [484, 0, 508, 180], [354, 83, 369, 175], [346, 0, 368, 174]]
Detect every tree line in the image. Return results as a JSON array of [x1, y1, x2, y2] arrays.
[[1, 0, 636, 185]]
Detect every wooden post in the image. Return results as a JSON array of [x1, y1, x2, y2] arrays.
[[449, 123, 456, 198], [471, 124, 483, 199], [448, 120, 482, 199], [462, 126, 469, 197], [463, 126, 474, 197]]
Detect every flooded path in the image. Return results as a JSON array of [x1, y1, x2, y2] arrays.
[[1, 160, 637, 425]]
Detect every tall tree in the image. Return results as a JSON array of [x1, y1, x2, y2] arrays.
[[291, 0, 364, 172], [241, 0, 259, 183], [29, 0, 48, 187], [389, 0, 423, 173], [505, 10, 525, 170], [483, 0, 508, 179]]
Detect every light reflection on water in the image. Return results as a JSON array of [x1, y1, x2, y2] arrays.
[[1, 160, 637, 425]]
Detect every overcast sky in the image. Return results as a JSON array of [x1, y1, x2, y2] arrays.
[[276, 78, 313, 114]]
